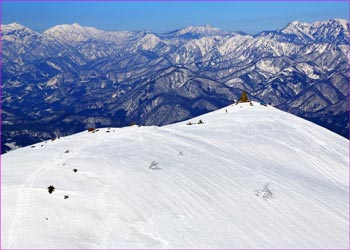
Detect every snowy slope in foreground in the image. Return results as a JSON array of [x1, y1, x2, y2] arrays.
[[2, 102, 349, 249]]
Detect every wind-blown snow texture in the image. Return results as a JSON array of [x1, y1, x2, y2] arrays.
[[2, 103, 349, 248], [1, 19, 349, 152]]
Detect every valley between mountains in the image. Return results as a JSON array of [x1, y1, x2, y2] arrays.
[[2, 19, 349, 152]]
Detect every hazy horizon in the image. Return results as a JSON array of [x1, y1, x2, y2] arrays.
[[3, 17, 349, 36], [3, 1, 348, 35]]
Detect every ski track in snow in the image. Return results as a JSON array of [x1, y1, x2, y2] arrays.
[[97, 143, 114, 247], [134, 220, 170, 248], [7, 152, 60, 248], [7, 142, 83, 248]]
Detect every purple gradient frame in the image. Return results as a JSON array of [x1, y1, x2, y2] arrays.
[[348, 0, 350, 249], [0, 248, 349, 250], [1, 0, 349, 2], [0, 0, 349, 250], [1, 0, 3, 250]]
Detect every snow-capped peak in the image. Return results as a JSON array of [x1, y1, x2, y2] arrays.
[[334, 18, 349, 30], [282, 20, 313, 37], [70, 22, 83, 28], [2, 102, 348, 248], [281, 18, 349, 43], [43, 23, 105, 44], [1, 22, 43, 45], [283, 19, 345, 31], [2, 22, 26, 29], [133, 33, 162, 50], [179, 24, 221, 33], [167, 24, 227, 38], [1, 22, 35, 34], [44, 22, 99, 33]]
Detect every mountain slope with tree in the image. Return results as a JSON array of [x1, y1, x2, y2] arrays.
[[2, 19, 349, 152]]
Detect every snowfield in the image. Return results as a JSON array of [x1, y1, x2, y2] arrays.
[[2, 102, 349, 249]]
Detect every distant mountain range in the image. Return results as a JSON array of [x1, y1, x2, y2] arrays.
[[1, 19, 349, 152]]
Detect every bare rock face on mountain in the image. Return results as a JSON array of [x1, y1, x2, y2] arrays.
[[1, 19, 349, 152]]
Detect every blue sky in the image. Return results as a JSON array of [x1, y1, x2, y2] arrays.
[[2, 1, 349, 34]]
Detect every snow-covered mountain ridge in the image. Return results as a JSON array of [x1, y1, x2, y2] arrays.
[[2, 19, 349, 153], [2, 102, 349, 248]]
